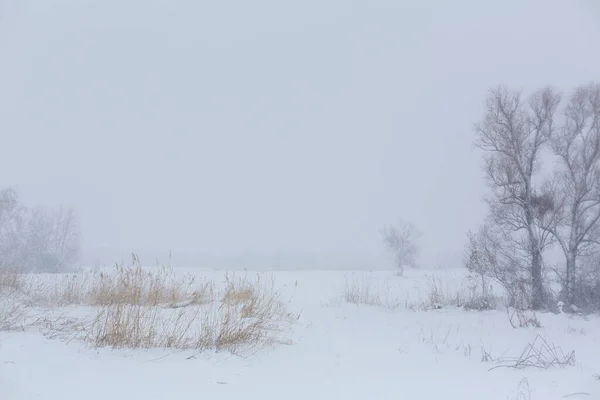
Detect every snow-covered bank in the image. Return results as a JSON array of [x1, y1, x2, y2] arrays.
[[1, 268, 599, 399]]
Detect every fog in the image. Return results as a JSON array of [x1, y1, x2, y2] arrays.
[[1, 0, 598, 269]]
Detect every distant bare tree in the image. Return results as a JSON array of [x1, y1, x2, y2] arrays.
[[0, 187, 20, 220], [0, 187, 80, 273], [544, 83, 600, 308], [474, 86, 561, 309], [0, 187, 25, 269], [22, 206, 80, 273], [382, 219, 421, 275]]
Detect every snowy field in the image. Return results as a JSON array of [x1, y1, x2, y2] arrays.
[[1, 266, 599, 400]]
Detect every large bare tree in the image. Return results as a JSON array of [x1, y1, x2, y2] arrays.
[[474, 86, 561, 309], [546, 83, 600, 307]]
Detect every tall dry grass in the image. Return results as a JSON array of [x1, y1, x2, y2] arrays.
[[85, 272, 296, 352], [0, 267, 22, 293], [343, 275, 385, 307], [342, 273, 501, 312], [2, 257, 296, 353], [342, 275, 409, 310], [23, 256, 214, 307], [0, 267, 28, 331]]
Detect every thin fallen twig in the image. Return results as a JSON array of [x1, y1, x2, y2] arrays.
[[489, 334, 575, 371]]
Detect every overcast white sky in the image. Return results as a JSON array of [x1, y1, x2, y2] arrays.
[[1, 0, 599, 268]]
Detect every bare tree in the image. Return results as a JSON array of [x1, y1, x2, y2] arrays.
[[0, 187, 25, 270], [21, 206, 80, 273], [474, 86, 561, 309], [545, 83, 600, 308], [0, 187, 80, 273], [382, 219, 421, 275]]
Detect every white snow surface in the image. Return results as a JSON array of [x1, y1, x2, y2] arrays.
[[1, 268, 599, 399]]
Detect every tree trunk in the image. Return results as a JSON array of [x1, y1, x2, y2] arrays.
[[565, 248, 577, 307], [526, 199, 545, 310], [531, 244, 545, 310]]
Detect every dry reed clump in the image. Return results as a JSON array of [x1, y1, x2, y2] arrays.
[[412, 275, 500, 311], [0, 267, 23, 293], [88, 262, 214, 307], [342, 275, 408, 310], [214, 273, 295, 349], [2, 260, 296, 352], [0, 298, 27, 331], [24, 257, 215, 308], [421, 275, 465, 310], [87, 303, 190, 349], [342, 274, 501, 312], [84, 272, 296, 353], [24, 272, 91, 306], [222, 273, 257, 305], [0, 267, 28, 331], [342, 276, 384, 307]]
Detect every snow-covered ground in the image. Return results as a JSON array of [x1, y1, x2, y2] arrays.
[[1, 267, 599, 399]]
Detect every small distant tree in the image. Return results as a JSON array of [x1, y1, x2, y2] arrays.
[[382, 219, 421, 275]]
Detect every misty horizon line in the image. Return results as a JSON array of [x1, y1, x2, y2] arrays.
[[79, 247, 464, 271]]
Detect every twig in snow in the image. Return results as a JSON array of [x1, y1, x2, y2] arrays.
[[489, 334, 575, 371]]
